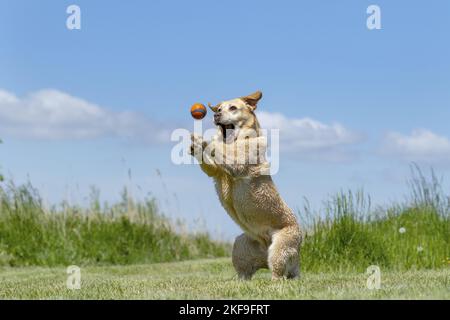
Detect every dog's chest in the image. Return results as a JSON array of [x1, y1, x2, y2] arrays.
[[214, 175, 255, 224], [214, 175, 233, 208]]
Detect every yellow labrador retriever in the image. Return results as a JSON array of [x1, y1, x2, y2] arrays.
[[190, 91, 301, 280]]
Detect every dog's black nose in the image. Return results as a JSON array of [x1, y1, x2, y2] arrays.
[[214, 113, 221, 122]]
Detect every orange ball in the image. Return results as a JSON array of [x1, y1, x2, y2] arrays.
[[190, 103, 207, 120]]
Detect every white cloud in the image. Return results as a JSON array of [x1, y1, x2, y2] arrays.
[[0, 90, 364, 161], [0, 89, 169, 142], [257, 111, 363, 161], [381, 129, 450, 163]]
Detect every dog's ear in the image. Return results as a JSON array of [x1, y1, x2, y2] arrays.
[[208, 102, 219, 112], [241, 91, 262, 111]]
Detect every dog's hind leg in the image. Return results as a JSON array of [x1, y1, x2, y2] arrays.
[[232, 233, 268, 280], [268, 225, 301, 280]]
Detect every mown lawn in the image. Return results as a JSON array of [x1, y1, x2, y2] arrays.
[[0, 258, 448, 300]]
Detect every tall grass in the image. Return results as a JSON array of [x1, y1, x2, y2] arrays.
[[300, 166, 450, 272], [0, 139, 3, 182], [0, 165, 448, 271], [0, 182, 230, 267]]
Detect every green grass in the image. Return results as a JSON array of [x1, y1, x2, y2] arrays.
[[300, 192, 450, 272], [0, 183, 230, 267], [300, 166, 450, 272], [0, 258, 448, 299], [0, 165, 449, 299], [0, 165, 449, 273]]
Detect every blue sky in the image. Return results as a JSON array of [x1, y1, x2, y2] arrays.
[[0, 0, 449, 239]]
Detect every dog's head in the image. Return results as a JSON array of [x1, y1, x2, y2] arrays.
[[209, 91, 262, 143]]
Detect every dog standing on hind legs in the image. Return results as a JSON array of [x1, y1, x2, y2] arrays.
[[189, 91, 302, 280]]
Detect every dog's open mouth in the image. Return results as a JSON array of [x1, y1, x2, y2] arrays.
[[219, 124, 235, 141]]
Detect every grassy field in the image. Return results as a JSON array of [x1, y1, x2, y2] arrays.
[[0, 258, 448, 299], [0, 165, 449, 299], [0, 166, 448, 271], [0, 182, 230, 266]]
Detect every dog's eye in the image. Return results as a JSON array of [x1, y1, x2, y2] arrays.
[[229, 106, 237, 111]]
